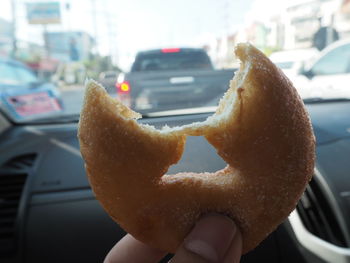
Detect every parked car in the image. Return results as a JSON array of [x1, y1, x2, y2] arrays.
[[116, 48, 236, 112], [294, 39, 350, 99], [269, 48, 319, 79], [0, 57, 63, 121]]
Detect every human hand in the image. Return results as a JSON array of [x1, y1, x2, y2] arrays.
[[104, 214, 242, 263]]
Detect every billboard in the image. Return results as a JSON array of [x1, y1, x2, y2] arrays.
[[26, 2, 61, 24], [45, 31, 94, 62]]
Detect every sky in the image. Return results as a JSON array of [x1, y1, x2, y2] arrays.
[[0, 0, 299, 69]]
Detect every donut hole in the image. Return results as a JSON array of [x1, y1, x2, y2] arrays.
[[166, 136, 226, 174]]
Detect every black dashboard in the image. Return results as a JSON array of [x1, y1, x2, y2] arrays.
[[1, 101, 350, 263]]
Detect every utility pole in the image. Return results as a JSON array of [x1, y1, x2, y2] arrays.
[[43, 24, 50, 57], [222, 0, 230, 67], [11, 0, 17, 58], [66, 1, 72, 32], [91, 0, 98, 55], [105, 7, 118, 68], [106, 13, 112, 69], [224, 0, 230, 38]]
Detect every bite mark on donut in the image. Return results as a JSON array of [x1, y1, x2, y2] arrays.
[[78, 43, 315, 254]]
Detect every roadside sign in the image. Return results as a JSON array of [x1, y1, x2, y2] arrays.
[[26, 2, 61, 24]]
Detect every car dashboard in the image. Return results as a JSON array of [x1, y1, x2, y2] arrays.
[[1, 101, 350, 263]]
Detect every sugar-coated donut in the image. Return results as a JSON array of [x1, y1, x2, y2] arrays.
[[78, 43, 315, 254]]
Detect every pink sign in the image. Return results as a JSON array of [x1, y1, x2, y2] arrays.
[[7, 92, 62, 117]]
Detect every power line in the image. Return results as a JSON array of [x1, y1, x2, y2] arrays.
[[11, 0, 17, 57], [90, 0, 98, 54]]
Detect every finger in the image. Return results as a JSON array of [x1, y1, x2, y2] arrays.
[[171, 214, 238, 263], [104, 234, 167, 263], [223, 226, 242, 263]]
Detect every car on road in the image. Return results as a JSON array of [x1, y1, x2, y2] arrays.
[[269, 48, 319, 79], [116, 48, 236, 112], [293, 39, 350, 98], [0, 57, 63, 121]]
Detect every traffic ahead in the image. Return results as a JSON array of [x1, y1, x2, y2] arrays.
[[116, 48, 236, 113]]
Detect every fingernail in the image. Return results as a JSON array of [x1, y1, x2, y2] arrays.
[[184, 214, 236, 262]]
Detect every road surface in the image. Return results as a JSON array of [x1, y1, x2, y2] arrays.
[[61, 85, 117, 115], [61, 86, 85, 115]]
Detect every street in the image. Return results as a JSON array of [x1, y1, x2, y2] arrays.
[[60, 85, 117, 115], [61, 85, 85, 115]]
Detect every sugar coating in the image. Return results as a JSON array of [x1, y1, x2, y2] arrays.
[[78, 43, 315, 254]]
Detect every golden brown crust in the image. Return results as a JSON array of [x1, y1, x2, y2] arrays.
[[78, 43, 315, 254]]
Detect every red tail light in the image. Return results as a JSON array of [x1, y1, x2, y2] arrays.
[[116, 81, 131, 107], [161, 48, 180, 53], [116, 81, 131, 94]]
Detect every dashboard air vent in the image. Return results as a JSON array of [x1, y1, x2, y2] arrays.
[[0, 154, 36, 256], [2, 153, 37, 170], [296, 178, 347, 247], [0, 173, 27, 255]]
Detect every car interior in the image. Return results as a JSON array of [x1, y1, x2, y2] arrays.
[[1, 0, 350, 263], [1, 98, 350, 262]]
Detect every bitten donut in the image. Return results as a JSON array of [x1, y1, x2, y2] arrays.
[[78, 43, 315, 254]]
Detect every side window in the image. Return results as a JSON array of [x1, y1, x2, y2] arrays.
[[311, 44, 350, 75]]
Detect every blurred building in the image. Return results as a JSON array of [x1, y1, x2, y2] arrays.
[[266, 15, 285, 50], [44, 31, 94, 62], [336, 0, 350, 38], [236, 0, 349, 51], [246, 22, 269, 50], [273, 0, 346, 50], [208, 34, 238, 69], [283, 0, 322, 49], [198, 0, 350, 67]]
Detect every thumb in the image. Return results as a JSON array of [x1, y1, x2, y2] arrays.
[[171, 214, 242, 263]]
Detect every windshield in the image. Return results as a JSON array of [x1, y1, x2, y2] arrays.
[[0, 0, 349, 123]]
